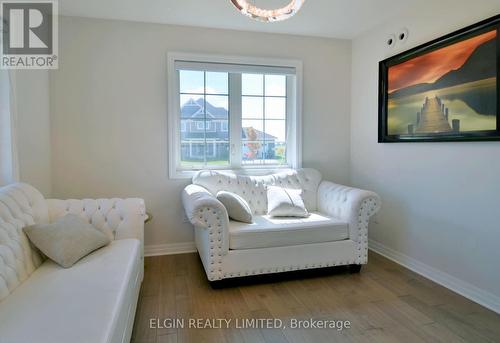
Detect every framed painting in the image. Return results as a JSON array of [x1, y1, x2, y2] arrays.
[[379, 14, 500, 142]]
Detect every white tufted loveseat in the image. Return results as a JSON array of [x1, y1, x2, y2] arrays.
[[182, 168, 381, 283], [0, 183, 146, 343]]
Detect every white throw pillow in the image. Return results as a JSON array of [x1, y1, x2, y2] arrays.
[[216, 191, 253, 223], [23, 214, 111, 268], [267, 186, 309, 217]]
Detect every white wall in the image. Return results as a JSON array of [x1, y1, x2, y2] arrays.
[[50, 17, 352, 248], [14, 70, 52, 196], [351, 0, 500, 310]]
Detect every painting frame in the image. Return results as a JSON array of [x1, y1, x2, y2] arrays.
[[379, 14, 500, 143]]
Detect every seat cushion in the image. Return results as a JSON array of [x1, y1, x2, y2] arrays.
[[0, 239, 141, 343], [228, 211, 348, 250]]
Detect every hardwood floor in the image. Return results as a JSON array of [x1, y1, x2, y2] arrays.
[[131, 251, 500, 343]]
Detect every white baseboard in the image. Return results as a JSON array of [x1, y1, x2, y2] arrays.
[[144, 241, 196, 257], [369, 239, 500, 314]]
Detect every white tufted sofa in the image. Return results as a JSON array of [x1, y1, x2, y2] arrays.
[[0, 183, 146, 343], [182, 168, 381, 283]]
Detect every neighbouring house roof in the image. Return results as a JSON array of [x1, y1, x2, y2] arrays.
[[181, 98, 277, 141], [181, 98, 227, 119]]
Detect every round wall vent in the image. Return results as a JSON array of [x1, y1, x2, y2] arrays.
[[386, 34, 396, 48], [398, 28, 409, 43]]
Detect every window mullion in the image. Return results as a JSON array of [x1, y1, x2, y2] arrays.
[[262, 75, 266, 165], [203, 72, 207, 166], [286, 75, 295, 168], [229, 73, 242, 169]]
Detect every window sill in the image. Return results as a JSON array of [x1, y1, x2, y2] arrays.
[[170, 165, 294, 180]]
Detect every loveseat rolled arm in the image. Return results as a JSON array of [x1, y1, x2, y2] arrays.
[[182, 184, 230, 256], [317, 181, 381, 264]]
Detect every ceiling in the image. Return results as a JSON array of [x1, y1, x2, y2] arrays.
[[59, 0, 417, 39]]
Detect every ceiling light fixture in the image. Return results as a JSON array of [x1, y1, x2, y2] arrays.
[[230, 0, 305, 22]]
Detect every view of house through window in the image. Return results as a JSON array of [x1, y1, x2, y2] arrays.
[[180, 70, 230, 168], [242, 73, 287, 166], [178, 68, 289, 170]]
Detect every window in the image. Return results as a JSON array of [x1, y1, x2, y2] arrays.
[[168, 53, 302, 178]]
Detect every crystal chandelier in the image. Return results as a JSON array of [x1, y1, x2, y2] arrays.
[[230, 0, 305, 22]]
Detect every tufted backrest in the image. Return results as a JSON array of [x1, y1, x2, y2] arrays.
[[47, 198, 146, 243], [0, 183, 48, 302], [192, 168, 322, 215]]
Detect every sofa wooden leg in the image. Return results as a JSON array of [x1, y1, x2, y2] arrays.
[[209, 280, 227, 289], [349, 264, 362, 273]]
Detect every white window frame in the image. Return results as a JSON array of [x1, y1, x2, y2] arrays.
[[168, 52, 303, 179]]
